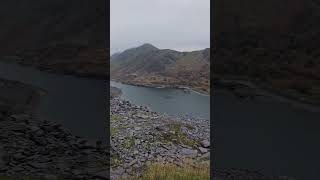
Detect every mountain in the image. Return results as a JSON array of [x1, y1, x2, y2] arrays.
[[0, 0, 108, 78], [213, 0, 320, 104], [110, 44, 210, 94], [0, 0, 107, 54], [213, 0, 311, 49]]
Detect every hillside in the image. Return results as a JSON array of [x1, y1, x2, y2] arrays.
[[0, 0, 108, 78], [110, 44, 210, 94], [213, 0, 320, 105]]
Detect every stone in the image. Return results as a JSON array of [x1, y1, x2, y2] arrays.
[[129, 159, 137, 166], [43, 174, 59, 180], [29, 126, 40, 132], [200, 140, 210, 148], [28, 162, 48, 169], [10, 114, 30, 120], [13, 153, 24, 160], [0, 146, 7, 167], [111, 167, 125, 176], [123, 163, 130, 169], [134, 127, 142, 131], [135, 139, 141, 145], [199, 152, 210, 160], [94, 170, 109, 179], [198, 147, 208, 154], [137, 114, 149, 119], [180, 148, 198, 157]]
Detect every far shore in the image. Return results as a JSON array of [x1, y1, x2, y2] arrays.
[[214, 78, 320, 112], [111, 79, 210, 96], [112, 78, 320, 112]]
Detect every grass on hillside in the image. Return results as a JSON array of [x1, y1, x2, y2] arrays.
[[126, 160, 210, 180], [111, 114, 122, 122], [161, 122, 199, 148]]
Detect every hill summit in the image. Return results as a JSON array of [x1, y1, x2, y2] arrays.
[[111, 44, 210, 94]]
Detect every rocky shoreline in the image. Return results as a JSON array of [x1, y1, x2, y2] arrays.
[[110, 86, 122, 99], [213, 78, 320, 112], [2, 44, 108, 80], [111, 79, 209, 96], [0, 79, 109, 179], [110, 96, 210, 179]]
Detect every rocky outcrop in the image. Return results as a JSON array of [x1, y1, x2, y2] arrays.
[[0, 79, 109, 179], [0, 112, 109, 179], [110, 98, 210, 179]]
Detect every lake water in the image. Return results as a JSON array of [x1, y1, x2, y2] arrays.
[[0, 62, 108, 140], [213, 90, 320, 179], [111, 81, 210, 119]]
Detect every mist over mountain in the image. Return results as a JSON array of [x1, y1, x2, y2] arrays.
[[111, 44, 210, 94]]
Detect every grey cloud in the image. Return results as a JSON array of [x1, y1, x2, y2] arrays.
[[111, 0, 210, 54]]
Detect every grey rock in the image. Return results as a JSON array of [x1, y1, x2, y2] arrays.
[[43, 174, 59, 180], [199, 147, 208, 154], [28, 162, 48, 169], [201, 140, 210, 148], [10, 114, 30, 120], [134, 127, 142, 131], [180, 148, 198, 157], [129, 159, 137, 166], [29, 125, 41, 132], [200, 152, 210, 160], [0, 146, 7, 166], [135, 139, 141, 145]]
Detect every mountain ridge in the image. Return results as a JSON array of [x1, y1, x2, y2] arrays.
[[213, 0, 320, 105], [0, 0, 107, 55], [0, 0, 108, 78], [110, 44, 210, 94]]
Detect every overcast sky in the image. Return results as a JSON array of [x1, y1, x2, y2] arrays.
[[111, 0, 210, 54]]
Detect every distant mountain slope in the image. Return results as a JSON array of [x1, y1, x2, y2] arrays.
[[213, 0, 320, 105], [0, 0, 108, 78], [110, 44, 210, 94], [0, 0, 107, 54]]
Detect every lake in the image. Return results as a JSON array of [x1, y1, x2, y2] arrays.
[[0, 61, 108, 140], [111, 81, 210, 119], [213, 90, 320, 179]]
